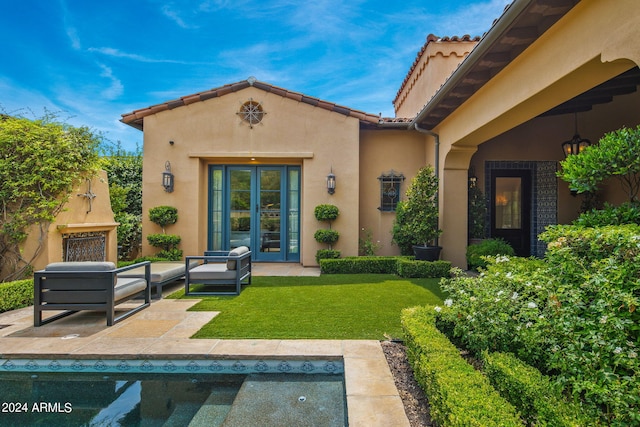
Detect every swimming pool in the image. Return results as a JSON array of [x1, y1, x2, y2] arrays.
[[0, 358, 347, 426]]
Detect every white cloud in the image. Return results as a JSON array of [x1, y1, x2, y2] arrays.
[[98, 64, 123, 100]]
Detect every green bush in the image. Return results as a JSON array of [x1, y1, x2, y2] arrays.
[[315, 249, 341, 264], [314, 204, 339, 222], [147, 233, 182, 260], [539, 224, 640, 425], [466, 238, 515, 271], [402, 306, 522, 426], [573, 201, 640, 227], [148, 205, 178, 232], [0, 279, 33, 313], [440, 257, 550, 368], [396, 259, 451, 278], [443, 225, 640, 425], [482, 351, 591, 426], [319, 256, 405, 274], [313, 229, 339, 245]]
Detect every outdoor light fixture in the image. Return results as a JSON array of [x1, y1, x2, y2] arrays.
[[162, 161, 174, 193], [562, 113, 591, 158], [327, 168, 336, 195]]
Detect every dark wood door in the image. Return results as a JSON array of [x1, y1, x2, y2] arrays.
[[491, 170, 531, 256]]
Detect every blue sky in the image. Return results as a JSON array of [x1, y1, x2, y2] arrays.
[[0, 0, 511, 151]]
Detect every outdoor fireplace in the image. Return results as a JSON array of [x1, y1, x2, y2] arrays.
[[62, 231, 107, 262]]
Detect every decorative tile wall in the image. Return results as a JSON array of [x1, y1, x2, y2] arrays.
[[485, 161, 557, 257]]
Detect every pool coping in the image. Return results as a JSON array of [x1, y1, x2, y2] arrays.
[[0, 299, 410, 427]]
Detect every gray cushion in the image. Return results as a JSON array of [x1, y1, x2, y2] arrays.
[[119, 261, 195, 283], [45, 262, 116, 272], [189, 263, 237, 281], [114, 277, 148, 301], [227, 246, 249, 270]]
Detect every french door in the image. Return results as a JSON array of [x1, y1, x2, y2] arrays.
[[491, 169, 531, 257], [208, 165, 300, 261]]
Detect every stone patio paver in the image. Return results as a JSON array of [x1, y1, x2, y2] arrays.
[[0, 268, 409, 426]]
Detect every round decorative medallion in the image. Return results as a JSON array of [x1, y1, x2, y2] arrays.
[[238, 99, 266, 128]]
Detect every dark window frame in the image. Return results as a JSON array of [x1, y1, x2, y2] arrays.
[[378, 170, 405, 212]]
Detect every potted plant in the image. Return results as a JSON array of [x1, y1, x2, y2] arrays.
[[392, 166, 442, 260]]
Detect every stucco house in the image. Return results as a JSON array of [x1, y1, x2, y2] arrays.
[[122, 0, 640, 268]]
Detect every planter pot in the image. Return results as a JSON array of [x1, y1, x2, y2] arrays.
[[412, 245, 442, 261]]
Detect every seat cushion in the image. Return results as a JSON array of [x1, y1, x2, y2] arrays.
[[189, 263, 237, 281], [119, 261, 192, 283], [45, 262, 116, 272], [227, 246, 250, 270], [114, 277, 148, 301]]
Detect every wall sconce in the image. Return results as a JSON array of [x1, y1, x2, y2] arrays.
[[327, 169, 336, 195], [162, 161, 174, 193]]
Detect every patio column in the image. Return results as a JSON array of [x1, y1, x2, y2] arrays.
[[439, 145, 477, 269], [440, 167, 469, 269]]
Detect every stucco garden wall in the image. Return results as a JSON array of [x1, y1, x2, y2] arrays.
[[18, 170, 118, 274], [359, 129, 428, 256]]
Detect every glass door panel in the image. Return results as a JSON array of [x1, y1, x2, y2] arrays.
[[494, 177, 521, 229], [209, 165, 300, 261], [258, 169, 282, 258], [229, 169, 252, 250]]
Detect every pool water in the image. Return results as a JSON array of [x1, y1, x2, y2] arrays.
[[0, 371, 347, 426]]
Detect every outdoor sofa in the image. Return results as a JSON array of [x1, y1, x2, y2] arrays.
[[118, 260, 197, 299], [33, 261, 151, 327], [184, 246, 252, 296]]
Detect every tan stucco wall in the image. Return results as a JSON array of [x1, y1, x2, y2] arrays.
[[359, 129, 429, 255], [140, 86, 360, 266], [426, 0, 640, 268], [394, 39, 477, 118], [19, 170, 118, 274]]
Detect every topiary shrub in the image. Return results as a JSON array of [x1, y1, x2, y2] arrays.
[[147, 206, 181, 260], [313, 229, 339, 245], [314, 204, 340, 262], [314, 204, 340, 222], [149, 206, 178, 233], [315, 249, 341, 264], [466, 238, 515, 271]]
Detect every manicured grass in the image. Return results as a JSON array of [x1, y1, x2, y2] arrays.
[[173, 274, 445, 340]]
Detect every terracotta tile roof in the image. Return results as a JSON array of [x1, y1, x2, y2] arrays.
[[394, 34, 481, 105], [121, 78, 382, 130]]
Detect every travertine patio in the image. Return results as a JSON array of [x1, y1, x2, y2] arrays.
[[0, 264, 409, 426]]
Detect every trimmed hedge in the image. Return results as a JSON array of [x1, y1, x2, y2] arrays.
[[402, 306, 522, 426], [396, 259, 451, 278], [319, 256, 403, 274], [0, 279, 33, 313], [319, 256, 450, 278], [482, 351, 590, 426]]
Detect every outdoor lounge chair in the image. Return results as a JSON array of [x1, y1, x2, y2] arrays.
[[118, 260, 198, 299], [33, 261, 151, 327], [184, 246, 252, 296]]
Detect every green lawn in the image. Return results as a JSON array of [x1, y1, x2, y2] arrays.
[[172, 274, 445, 340]]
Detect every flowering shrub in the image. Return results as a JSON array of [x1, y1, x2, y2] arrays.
[[441, 224, 640, 425], [440, 257, 550, 369], [540, 224, 640, 425]]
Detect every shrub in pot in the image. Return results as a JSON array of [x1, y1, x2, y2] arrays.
[[392, 166, 442, 260]]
